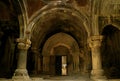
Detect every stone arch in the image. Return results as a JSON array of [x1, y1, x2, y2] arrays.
[[101, 24, 120, 79], [42, 32, 80, 56], [11, 0, 28, 38], [41, 32, 86, 75], [28, 1, 89, 76], [102, 24, 120, 32], [28, 1, 89, 26], [28, 2, 89, 49], [50, 43, 72, 56], [101, 24, 120, 35]]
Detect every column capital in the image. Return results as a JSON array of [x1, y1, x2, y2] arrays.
[[88, 35, 103, 48], [17, 38, 31, 50]]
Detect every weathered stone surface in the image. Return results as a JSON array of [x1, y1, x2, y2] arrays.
[[0, 0, 120, 81]]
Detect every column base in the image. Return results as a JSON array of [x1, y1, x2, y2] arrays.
[[91, 76, 108, 81], [12, 69, 31, 81], [91, 69, 108, 81]]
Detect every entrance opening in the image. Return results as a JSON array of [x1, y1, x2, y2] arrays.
[[55, 56, 67, 76], [55, 56, 62, 75], [62, 56, 67, 75], [41, 33, 83, 76]]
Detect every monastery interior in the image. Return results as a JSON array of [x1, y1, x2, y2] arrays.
[[0, 0, 120, 81]]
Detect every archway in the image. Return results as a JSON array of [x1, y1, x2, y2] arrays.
[[28, 2, 89, 76], [49, 45, 70, 76], [42, 32, 82, 76], [101, 25, 120, 79]]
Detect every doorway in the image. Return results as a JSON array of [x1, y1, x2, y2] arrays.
[[55, 56, 62, 75], [55, 56, 67, 76]]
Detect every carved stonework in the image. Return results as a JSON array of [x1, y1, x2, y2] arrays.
[[88, 35, 103, 48], [13, 69, 28, 76], [88, 35, 107, 80], [17, 38, 31, 50], [12, 69, 32, 81], [12, 38, 32, 81]]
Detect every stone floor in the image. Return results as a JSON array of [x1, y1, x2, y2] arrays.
[[31, 74, 91, 81], [0, 74, 120, 81], [0, 78, 120, 81]]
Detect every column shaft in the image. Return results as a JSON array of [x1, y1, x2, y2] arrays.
[[17, 49, 27, 69], [91, 47, 102, 70], [88, 36, 107, 80], [12, 38, 31, 81]]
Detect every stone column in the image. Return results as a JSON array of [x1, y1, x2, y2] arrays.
[[88, 36, 107, 80], [12, 38, 31, 81]]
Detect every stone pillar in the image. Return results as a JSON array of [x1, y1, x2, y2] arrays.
[[88, 36, 107, 80], [12, 38, 31, 81]]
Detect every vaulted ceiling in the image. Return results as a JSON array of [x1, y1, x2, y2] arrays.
[[1, 0, 120, 50], [1, 0, 120, 78]]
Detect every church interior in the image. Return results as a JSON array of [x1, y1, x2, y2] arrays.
[[0, 0, 120, 81]]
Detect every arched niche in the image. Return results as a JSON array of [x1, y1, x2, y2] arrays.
[[101, 24, 120, 79], [42, 32, 85, 75]]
